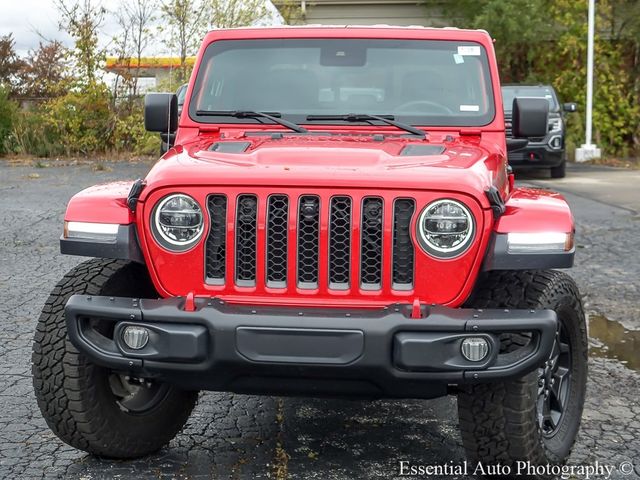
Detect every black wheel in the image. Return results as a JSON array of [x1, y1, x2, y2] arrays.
[[457, 270, 587, 479], [550, 160, 566, 178], [32, 259, 198, 458]]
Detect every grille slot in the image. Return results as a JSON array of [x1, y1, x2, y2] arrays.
[[266, 195, 289, 288], [328, 196, 352, 289], [297, 195, 320, 288], [360, 197, 384, 289], [205, 195, 227, 284], [392, 199, 416, 289], [235, 195, 258, 285]]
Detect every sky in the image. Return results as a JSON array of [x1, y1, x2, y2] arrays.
[[0, 0, 123, 56], [0, 0, 282, 57]]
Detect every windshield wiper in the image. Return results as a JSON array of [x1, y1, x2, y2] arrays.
[[195, 110, 308, 134], [306, 113, 426, 139]]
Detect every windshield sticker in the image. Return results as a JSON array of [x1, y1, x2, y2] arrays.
[[460, 105, 480, 112], [453, 53, 465, 64], [458, 46, 481, 56]]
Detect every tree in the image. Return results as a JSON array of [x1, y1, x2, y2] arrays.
[[208, 0, 272, 29], [111, 12, 132, 102], [19, 41, 69, 99], [444, 0, 552, 83], [445, 0, 639, 156], [114, 0, 157, 98], [544, 0, 638, 156], [160, 0, 208, 82], [55, 0, 106, 86], [277, 0, 303, 25], [0, 34, 25, 94]]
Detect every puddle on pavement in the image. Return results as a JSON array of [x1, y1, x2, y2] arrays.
[[589, 314, 640, 371]]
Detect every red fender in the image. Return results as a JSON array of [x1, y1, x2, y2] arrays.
[[495, 188, 574, 234], [64, 181, 136, 224]]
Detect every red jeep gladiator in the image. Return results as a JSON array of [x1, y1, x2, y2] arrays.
[[33, 26, 587, 475]]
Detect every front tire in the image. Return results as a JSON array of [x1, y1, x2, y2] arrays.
[[32, 259, 198, 458], [457, 270, 587, 479], [550, 160, 566, 178]]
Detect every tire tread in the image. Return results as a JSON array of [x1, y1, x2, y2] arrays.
[[32, 259, 198, 458]]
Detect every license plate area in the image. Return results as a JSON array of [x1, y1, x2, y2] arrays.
[[236, 327, 364, 364]]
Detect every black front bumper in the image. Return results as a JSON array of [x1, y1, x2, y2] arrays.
[[65, 295, 557, 399], [508, 144, 564, 168]]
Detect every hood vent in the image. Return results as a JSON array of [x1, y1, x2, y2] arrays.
[[209, 141, 251, 153], [400, 145, 445, 156]]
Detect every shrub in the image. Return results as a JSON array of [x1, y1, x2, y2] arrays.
[[43, 83, 115, 156], [10, 108, 63, 157], [114, 105, 160, 156], [0, 86, 17, 155]]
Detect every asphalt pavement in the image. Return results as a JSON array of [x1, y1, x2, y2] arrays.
[[0, 160, 638, 479]]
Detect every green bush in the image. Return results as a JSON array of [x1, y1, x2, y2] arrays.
[[10, 108, 63, 157], [114, 106, 160, 156], [43, 83, 115, 156], [0, 86, 17, 155], [9, 88, 158, 159]]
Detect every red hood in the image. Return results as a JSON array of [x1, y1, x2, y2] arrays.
[[141, 132, 508, 210]]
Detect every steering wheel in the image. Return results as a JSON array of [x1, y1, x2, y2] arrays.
[[395, 100, 454, 115]]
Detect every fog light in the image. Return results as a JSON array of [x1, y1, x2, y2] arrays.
[[122, 326, 149, 350], [461, 337, 489, 362]]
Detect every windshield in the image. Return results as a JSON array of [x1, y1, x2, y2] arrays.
[[176, 84, 188, 105], [502, 86, 559, 112], [189, 39, 496, 127]]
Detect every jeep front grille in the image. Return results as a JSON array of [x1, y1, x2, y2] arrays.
[[204, 192, 416, 292]]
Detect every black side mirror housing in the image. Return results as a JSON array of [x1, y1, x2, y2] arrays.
[[512, 97, 549, 138], [563, 102, 577, 113], [144, 93, 178, 133]]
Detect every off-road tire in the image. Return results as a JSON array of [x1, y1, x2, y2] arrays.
[[458, 270, 587, 479], [550, 160, 566, 179], [32, 259, 198, 458]]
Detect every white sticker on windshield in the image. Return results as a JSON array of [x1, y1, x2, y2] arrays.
[[460, 105, 480, 112], [453, 54, 465, 64], [458, 46, 481, 56]]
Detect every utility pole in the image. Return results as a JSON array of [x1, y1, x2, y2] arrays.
[[576, 0, 601, 161]]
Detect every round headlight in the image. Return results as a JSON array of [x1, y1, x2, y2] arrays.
[[151, 194, 204, 251], [417, 199, 474, 258]]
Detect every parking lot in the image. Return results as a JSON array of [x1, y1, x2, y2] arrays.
[[0, 160, 638, 479]]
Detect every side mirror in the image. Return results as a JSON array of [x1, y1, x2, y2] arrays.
[[563, 102, 577, 113], [144, 93, 178, 133], [512, 97, 549, 138]]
